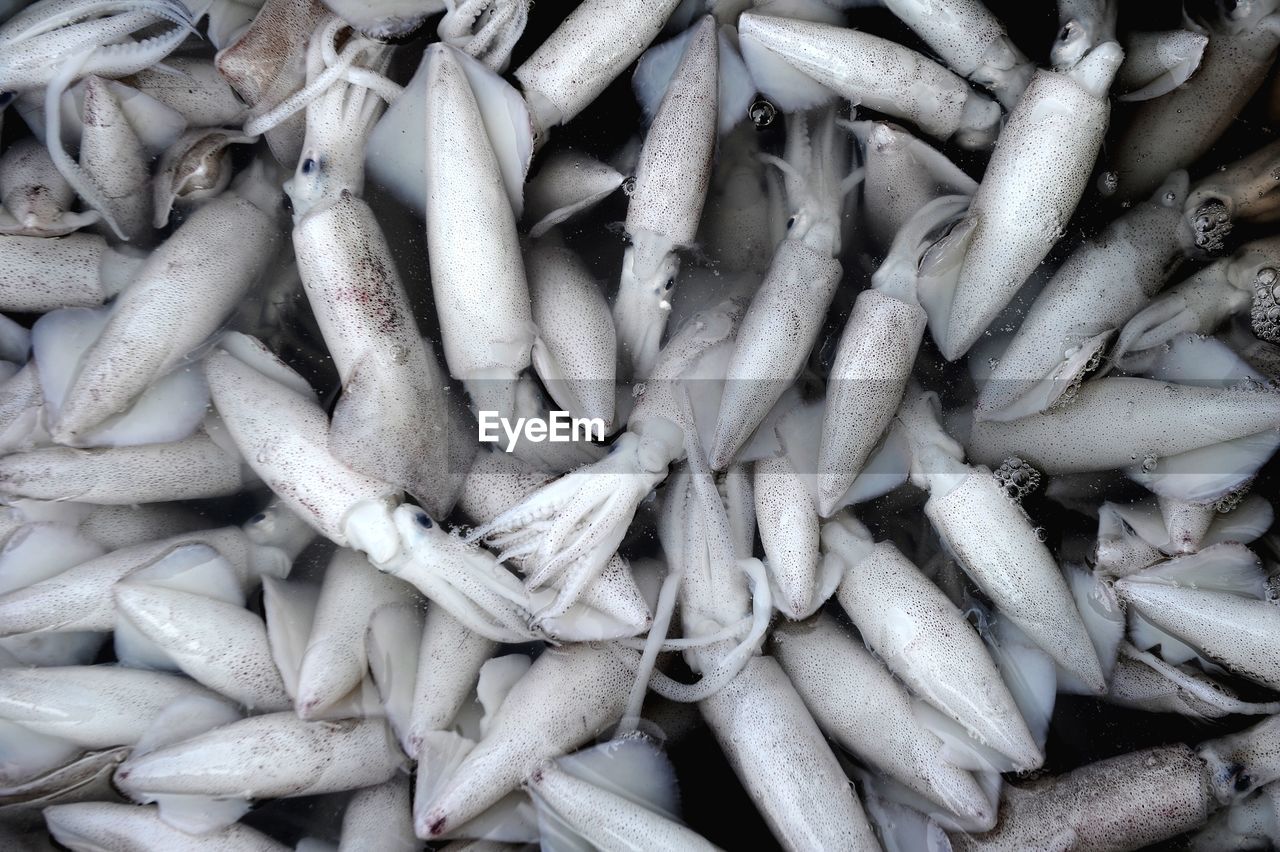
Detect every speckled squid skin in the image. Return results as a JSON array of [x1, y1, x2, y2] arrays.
[[121, 57, 249, 129], [1111, 2, 1280, 201], [753, 455, 821, 620], [526, 760, 723, 852], [882, 0, 1034, 108], [832, 533, 1042, 771], [0, 433, 247, 505], [338, 775, 418, 852], [976, 171, 1191, 418], [925, 472, 1106, 692], [0, 526, 251, 635], [950, 744, 1210, 851], [0, 137, 99, 237], [112, 583, 291, 712], [939, 41, 1123, 360], [45, 803, 289, 852], [818, 289, 927, 516], [1116, 578, 1280, 691], [215, 0, 328, 167], [1185, 138, 1280, 240], [0, 666, 229, 747], [527, 238, 617, 430], [423, 44, 533, 417], [773, 614, 996, 829], [698, 655, 880, 852], [114, 714, 405, 800], [294, 191, 452, 516], [512, 0, 682, 139], [78, 76, 150, 244], [414, 644, 632, 839], [969, 377, 1280, 473], [0, 232, 135, 312], [406, 605, 495, 756], [295, 548, 419, 718], [738, 13, 1000, 147], [615, 16, 718, 379], [204, 349, 401, 550], [52, 195, 281, 446], [711, 239, 840, 469]]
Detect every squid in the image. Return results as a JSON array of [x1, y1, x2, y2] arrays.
[[1183, 138, 1280, 253], [44, 803, 288, 852], [0, 231, 141, 312], [1113, 28, 1209, 102], [77, 75, 150, 243], [953, 715, 1280, 851], [738, 12, 1002, 150], [976, 170, 1194, 420], [880, 0, 1035, 109], [896, 388, 1107, 690], [512, 0, 683, 145], [1051, 0, 1116, 71], [0, 137, 99, 236], [437, 0, 529, 72], [1110, 0, 1280, 201], [338, 776, 417, 852], [818, 195, 970, 516], [822, 513, 1043, 773], [469, 299, 743, 622], [152, 127, 258, 228], [523, 149, 625, 239], [1106, 642, 1280, 718], [613, 16, 718, 380], [423, 42, 535, 421], [710, 106, 854, 470], [0, 0, 195, 238], [1109, 235, 1280, 371], [413, 644, 633, 840], [773, 613, 997, 829], [924, 37, 1124, 360]]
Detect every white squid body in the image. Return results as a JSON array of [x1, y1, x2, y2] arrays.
[[1111, 1, 1280, 201], [406, 605, 495, 757], [0, 665, 229, 747], [0, 526, 252, 635], [0, 232, 140, 312], [0, 427, 246, 504], [950, 744, 1211, 851], [968, 377, 1280, 474], [414, 644, 632, 840], [929, 40, 1123, 361], [523, 149, 624, 238], [1113, 28, 1208, 102], [50, 192, 281, 446], [338, 776, 418, 852], [121, 56, 249, 130], [753, 454, 828, 620], [824, 516, 1041, 772], [153, 127, 257, 228], [699, 655, 880, 852], [898, 391, 1106, 690], [78, 75, 150, 244], [113, 582, 291, 712], [1117, 571, 1280, 691], [738, 13, 1001, 150], [1111, 236, 1280, 370], [773, 614, 996, 829], [114, 713, 405, 801], [976, 170, 1193, 419], [44, 803, 288, 852], [881, 0, 1034, 108], [512, 0, 682, 142], [614, 15, 717, 380], [849, 121, 977, 256], [296, 547, 421, 718], [527, 237, 617, 430], [818, 195, 969, 516], [203, 347, 401, 559], [0, 137, 100, 237], [423, 43, 534, 420], [526, 739, 720, 852], [0, 499, 204, 554], [1106, 643, 1280, 718]]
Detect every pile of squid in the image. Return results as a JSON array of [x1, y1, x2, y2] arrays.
[[3, 0, 1280, 847]]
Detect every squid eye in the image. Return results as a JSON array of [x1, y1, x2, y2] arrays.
[[664, 278, 675, 290], [786, 216, 796, 229], [414, 511, 433, 529], [249, 512, 266, 524], [301, 158, 317, 175]]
